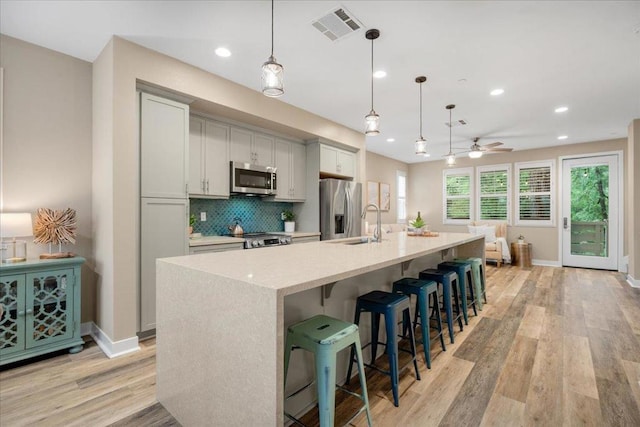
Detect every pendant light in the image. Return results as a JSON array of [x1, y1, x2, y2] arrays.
[[445, 104, 456, 166], [414, 76, 428, 155], [261, 0, 283, 97], [364, 29, 380, 135]]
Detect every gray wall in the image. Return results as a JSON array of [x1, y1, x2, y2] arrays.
[[0, 35, 95, 322]]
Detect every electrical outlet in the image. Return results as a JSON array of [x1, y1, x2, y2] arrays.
[[200, 212, 206, 221]]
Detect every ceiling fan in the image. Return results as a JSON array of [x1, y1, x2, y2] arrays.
[[460, 137, 513, 159]]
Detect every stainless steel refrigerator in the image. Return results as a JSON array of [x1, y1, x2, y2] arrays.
[[319, 179, 362, 240]]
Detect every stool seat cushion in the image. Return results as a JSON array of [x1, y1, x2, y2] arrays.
[[358, 290, 409, 307], [288, 315, 359, 345]]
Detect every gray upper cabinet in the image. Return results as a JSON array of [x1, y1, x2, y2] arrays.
[[273, 139, 306, 201], [189, 116, 230, 198], [229, 127, 275, 167], [140, 93, 189, 198], [319, 144, 355, 179]]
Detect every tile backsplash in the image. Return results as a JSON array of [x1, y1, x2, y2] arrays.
[[190, 197, 293, 236]]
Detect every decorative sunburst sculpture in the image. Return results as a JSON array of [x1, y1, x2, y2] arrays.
[[33, 208, 77, 258]]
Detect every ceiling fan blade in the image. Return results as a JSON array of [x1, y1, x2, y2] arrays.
[[486, 147, 513, 152], [482, 141, 503, 148]]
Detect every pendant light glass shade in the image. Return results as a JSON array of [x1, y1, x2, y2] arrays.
[[414, 76, 428, 155], [365, 110, 380, 135], [445, 104, 456, 166], [262, 56, 283, 97], [415, 138, 427, 155], [262, 0, 283, 97], [364, 29, 380, 135]]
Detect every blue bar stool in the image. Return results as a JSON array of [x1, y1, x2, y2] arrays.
[[419, 269, 463, 343], [437, 261, 478, 324], [284, 315, 373, 427], [455, 257, 487, 308], [346, 290, 421, 407], [392, 277, 446, 369]]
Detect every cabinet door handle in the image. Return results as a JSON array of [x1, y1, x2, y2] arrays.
[[26, 309, 33, 315], [18, 310, 25, 316], [202, 179, 206, 193], [563, 217, 568, 229], [206, 179, 210, 193]]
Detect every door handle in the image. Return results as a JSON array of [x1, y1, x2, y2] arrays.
[[563, 217, 568, 229]]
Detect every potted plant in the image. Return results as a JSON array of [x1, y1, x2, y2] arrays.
[[281, 210, 296, 233], [409, 211, 426, 234], [189, 214, 196, 235]]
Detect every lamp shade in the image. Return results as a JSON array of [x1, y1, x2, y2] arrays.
[[1, 213, 33, 238], [469, 150, 483, 159]]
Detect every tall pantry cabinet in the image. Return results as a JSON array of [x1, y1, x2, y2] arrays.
[[139, 93, 189, 333]]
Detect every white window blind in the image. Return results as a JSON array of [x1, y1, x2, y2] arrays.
[[477, 164, 511, 222], [515, 160, 555, 226], [397, 171, 407, 223], [443, 167, 473, 224]]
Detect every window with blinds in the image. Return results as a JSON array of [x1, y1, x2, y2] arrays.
[[477, 164, 511, 222], [397, 171, 407, 223], [443, 167, 473, 224], [515, 160, 555, 226]]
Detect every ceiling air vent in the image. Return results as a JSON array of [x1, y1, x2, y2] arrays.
[[445, 119, 467, 128], [311, 6, 363, 42]]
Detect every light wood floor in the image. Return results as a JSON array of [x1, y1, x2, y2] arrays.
[[1, 265, 640, 426]]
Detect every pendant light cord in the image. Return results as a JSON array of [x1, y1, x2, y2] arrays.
[[449, 107, 452, 153], [270, 0, 274, 57], [419, 82, 423, 139], [370, 38, 374, 110]]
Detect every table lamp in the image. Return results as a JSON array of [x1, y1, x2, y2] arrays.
[[1, 213, 33, 263]]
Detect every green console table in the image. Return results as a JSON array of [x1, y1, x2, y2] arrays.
[[0, 257, 85, 366]]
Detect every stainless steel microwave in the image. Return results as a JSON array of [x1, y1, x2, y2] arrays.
[[230, 161, 277, 195]]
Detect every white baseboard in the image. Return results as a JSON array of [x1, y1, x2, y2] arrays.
[[532, 259, 562, 267], [627, 274, 640, 288], [88, 322, 140, 359]]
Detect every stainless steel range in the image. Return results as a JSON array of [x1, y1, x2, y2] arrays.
[[241, 232, 291, 249]]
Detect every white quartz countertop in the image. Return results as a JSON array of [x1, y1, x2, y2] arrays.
[[188, 231, 320, 247], [164, 232, 483, 296]]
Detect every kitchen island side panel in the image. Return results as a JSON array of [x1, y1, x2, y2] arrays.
[[156, 260, 282, 426]]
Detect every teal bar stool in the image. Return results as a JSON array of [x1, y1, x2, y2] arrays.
[[455, 257, 487, 309], [437, 261, 478, 324], [392, 277, 446, 369], [284, 315, 373, 427], [419, 269, 463, 343], [345, 291, 421, 407]]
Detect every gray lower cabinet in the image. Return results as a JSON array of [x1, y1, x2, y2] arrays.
[[140, 199, 188, 332], [0, 257, 85, 366]]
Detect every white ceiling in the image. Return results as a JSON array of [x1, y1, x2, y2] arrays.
[[2, 1, 639, 163]]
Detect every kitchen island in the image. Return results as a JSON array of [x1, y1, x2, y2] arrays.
[[156, 232, 484, 426]]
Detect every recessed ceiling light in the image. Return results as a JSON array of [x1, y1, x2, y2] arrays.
[[386, 138, 395, 142], [557, 135, 568, 140], [490, 88, 504, 96], [215, 47, 231, 57], [373, 70, 387, 78], [554, 106, 569, 113]]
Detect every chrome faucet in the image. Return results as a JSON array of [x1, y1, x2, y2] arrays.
[[362, 203, 382, 243]]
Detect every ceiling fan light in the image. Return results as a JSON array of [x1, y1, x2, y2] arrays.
[[415, 137, 427, 155], [365, 110, 380, 136], [469, 150, 483, 159], [446, 153, 456, 166], [261, 56, 284, 97]]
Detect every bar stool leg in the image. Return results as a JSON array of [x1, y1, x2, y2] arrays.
[[432, 289, 446, 352], [345, 306, 363, 385], [405, 307, 421, 381], [384, 309, 401, 407], [283, 331, 294, 387], [466, 270, 478, 316], [353, 339, 373, 426], [440, 281, 455, 343], [315, 345, 336, 427], [371, 312, 381, 363], [416, 291, 432, 368]]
